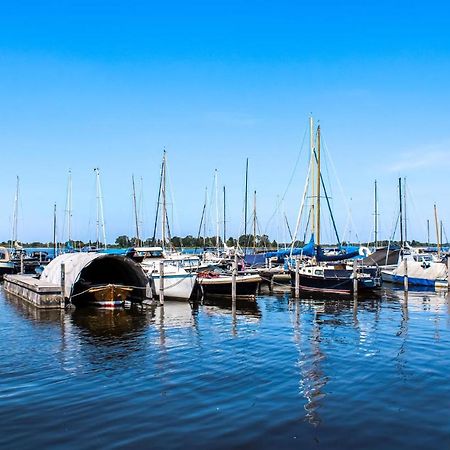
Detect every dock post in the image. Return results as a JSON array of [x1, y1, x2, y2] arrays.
[[269, 274, 274, 293], [294, 259, 300, 298], [20, 251, 24, 274], [353, 261, 358, 296], [60, 263, 66, 306], [159, 261, 165, 305], [447, 256, 450, 291], [404, 258, 409, 292], [231, 253, 237, 302]]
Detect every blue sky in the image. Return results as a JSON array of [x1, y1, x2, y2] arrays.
[[1, 1, 450, 244]]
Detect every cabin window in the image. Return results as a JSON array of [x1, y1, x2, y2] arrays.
[[314, 270, 324, 276]]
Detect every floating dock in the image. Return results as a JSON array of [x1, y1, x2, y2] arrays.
[[4, 274, 64, 309]]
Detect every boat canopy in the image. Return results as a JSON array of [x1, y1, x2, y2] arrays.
[[41, 253, 149, 300]]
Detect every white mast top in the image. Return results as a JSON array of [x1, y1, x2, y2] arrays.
[[94, 168, 107, 249]]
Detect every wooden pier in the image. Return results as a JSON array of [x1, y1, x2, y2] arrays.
[[3, 274, 64, 309]]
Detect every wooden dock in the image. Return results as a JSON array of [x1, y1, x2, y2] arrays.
[[4, 274, 64, 309]]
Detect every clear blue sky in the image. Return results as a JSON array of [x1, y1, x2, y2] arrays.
[[1, 1, 450, 244]]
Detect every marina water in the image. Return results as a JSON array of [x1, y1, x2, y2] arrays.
[[1, 287, 449, 449]]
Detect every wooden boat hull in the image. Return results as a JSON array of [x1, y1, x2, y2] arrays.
[[87, 284, 133, 308]]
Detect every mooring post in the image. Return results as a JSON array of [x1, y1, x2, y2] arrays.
[[159, 261, 165, 305], [269, 274, 274, 293], [20, 251, 24, 275], [447, 256, 450, 291], [231, 253, 237, 302], [404, 258, 409, 292], [294, 259, 300, 298], [60, 263, 66, 306], [353, 260, 358, 297]]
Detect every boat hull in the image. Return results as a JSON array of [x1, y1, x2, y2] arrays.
[[289, 271, 378, 295], [381, 270, 447, 288], [151, 273, 197, 300], [197, 275, 261, 298]]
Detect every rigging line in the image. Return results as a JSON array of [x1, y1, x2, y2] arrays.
[[312, 149, 341, 246], [264, 125, 308, 234], [152, 157, 164, 243], [321, 135, 361, 243], [405, 182, 428, 240], [290, 160, 311, 256]]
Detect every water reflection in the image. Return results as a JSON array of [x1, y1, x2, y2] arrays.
[[71, 306, 153, 339], [4, 290, 64, 325], [291, 296, 384, 429]]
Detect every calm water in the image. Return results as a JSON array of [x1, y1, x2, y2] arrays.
[[1, 287, 449, 449]]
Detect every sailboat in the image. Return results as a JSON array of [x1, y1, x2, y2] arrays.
[[196, 166, 262, 299], [127, 151, 197, 300], [381, 192, 447, 288], [289, 118, 380, 295]]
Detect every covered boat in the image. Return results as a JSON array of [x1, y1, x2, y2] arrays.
[[40, 253, 150, 307]]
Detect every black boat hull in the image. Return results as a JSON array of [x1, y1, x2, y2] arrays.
[[289, 271, 378, 295]]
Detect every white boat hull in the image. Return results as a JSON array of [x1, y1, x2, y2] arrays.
[[151, 272, 197, 300]]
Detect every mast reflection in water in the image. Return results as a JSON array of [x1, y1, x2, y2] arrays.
[[0, 288, 449, 449]]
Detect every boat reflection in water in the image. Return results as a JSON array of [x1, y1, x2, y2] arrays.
[[289, 295, 383, 428]]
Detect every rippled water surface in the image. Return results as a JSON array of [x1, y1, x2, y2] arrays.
[[1, 287, 449, 449]]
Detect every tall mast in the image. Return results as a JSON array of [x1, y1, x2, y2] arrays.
[[65, 170, 72, 244], [310, 116, 315, 238], [244, 158, 249, 250], [253, 190, 257, 251], [398, 177, 404, 250], [223, 186, 226, 245], [53, 203, 57, 258], [12, 176, 19, 246], [374, 179, 378, 248], [403, 177, 408, 243], [427, 219, 430, 246], [214, 169, 220, 251], [94, 168, 107, 249], [161, 150, 167, 248], [434, 204, 440, 257], [316, 125, 321, 247], [203, 187, 207, 246], [132, 174, 140, 246]]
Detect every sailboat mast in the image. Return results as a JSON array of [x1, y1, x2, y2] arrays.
[[253, 190, 257, 251], [374, 179, 378, 248], [310, 116, 315, 238], [161, 150, 167, 248], [53, 203, 57, 258], [65, 170, 72, 244], [214, 169, 220, 251], [316, 125, 321, 247], [223, 186, 226, 245], [132, 174, 140, 246], [398, 177, 404, 250], [403, 177, 408, 243], [434, 204, 441, 257], [95, 168, 107, 249], [244, 158, 249, 249], [427, 219, 430, 246], [12, 176, 19, 245]]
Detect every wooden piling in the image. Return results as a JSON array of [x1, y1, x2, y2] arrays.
[[159, 261, 165, 305], [231, 253, 237, 302], [447, 257, 450, 291], [404, 258, 409, 292], [60, 263, 66, 304], [294, 259, 300, 298], [20, 251, 24, 275], [353, 261, 358, 296]]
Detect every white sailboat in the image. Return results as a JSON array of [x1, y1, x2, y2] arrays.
[[131, 151, 196, 300]]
